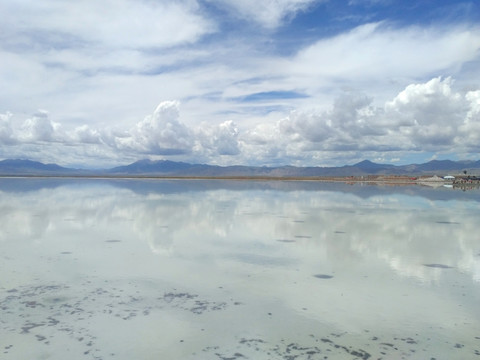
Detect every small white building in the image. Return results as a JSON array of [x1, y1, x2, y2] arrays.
[[444, 175, 455, 180]]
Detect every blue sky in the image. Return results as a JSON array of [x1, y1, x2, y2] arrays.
[[0, 0, 479, 168]]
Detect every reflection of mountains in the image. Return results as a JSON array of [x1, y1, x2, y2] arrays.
[[2, 178, 480, 202]]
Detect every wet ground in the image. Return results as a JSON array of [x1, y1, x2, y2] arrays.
[[1, 179, 480, 359], [2, 277, 479, 359]]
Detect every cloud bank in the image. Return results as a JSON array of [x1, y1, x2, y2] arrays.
[[1, 77, 479, 167]]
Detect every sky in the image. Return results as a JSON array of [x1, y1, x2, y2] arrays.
[[1, 0, 480, 168]]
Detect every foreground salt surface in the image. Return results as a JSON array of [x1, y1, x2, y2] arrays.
[[1, 179, 480, 359]]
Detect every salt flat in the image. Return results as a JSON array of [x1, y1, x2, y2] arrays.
[[1, 179, 479, 359]]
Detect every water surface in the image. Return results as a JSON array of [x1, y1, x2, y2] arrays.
[[1, 179, 480, 359]]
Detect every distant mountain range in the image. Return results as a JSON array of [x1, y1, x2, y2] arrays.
[[0, 159, 81, 175], [1, 158, 480, 177]]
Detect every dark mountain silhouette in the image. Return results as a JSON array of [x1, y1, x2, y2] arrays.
[[0, 159, 78, 175], [1, 158, 479, 177], [352, 159, 395, 171], [99, 158, 480, 177], [108, 159, 194, 174]]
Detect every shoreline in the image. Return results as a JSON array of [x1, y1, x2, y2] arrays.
[[0, 174, 418, 181], [0, 174, 478, 186]]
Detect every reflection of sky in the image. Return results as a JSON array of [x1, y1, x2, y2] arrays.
[[1, 180, 479, 283], [1, 179, 480, 341]]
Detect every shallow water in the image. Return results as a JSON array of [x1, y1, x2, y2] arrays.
[[1, 179, 480, 359]]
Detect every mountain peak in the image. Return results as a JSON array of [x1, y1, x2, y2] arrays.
[[354, 159, 376, 166], [109, 159, 193, 174], [352, 159, 389, 168]]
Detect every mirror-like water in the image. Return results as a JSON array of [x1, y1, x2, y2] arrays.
[[1, 179, 480, 359]]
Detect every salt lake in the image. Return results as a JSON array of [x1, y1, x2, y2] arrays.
[[1, 178, 480, 359]]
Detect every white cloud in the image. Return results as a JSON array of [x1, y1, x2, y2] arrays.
[[0, 0, 217, 128], [0, 0, 215, 81], [241, 77, 480, 164], [0, 112, 15, 145], [207, 0, 319, 28], [384, 77, 466, 149], [458, 90, 480, 150], [19, 110, 64, 143], [2, 0, 480, 172], [168, 22, 480, 130], [114, 101, 194, 155], [0, 0, 214, 50], [194, 120, 241, 158], [2, 77, 480, 166], [2, 0, 479, 150], [290, 23, 480, 85], [73, 125, 103, 145]]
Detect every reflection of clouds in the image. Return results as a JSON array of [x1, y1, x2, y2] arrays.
[[459, 241, 480, 282], [290, 197, 480, 283], [472, 258, 480, 282], [0, 208, 49, 241], [2, 181, 478, 347], [0, 182, 479, 284]]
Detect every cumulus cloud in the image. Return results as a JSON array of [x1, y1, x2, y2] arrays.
[[243, 77, 480, 163], [73, 125, 103, 145], [248, 91, 385, 156], [194, 120, 241, 158], [207, 0, 319, 28], [18, 110, 65, 143], [1, 77, 479, 166], [458, 90, 480, 150], [114, 101, 193, 155], [384, 77, 467, 149]]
